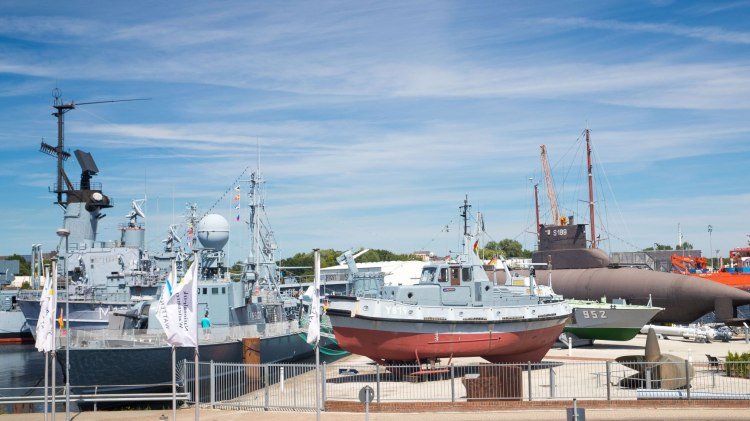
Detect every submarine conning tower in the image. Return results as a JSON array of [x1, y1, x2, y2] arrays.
[[532, 223, 610, 269]]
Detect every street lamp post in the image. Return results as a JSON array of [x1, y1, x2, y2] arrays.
[[708, 225, 713, 270], [55, 228, 70, 421]]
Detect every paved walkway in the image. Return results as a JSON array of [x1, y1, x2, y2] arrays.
[[2, 408, 749, 420]]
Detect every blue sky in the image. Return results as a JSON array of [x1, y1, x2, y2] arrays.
[[1, 0, 748, 263]]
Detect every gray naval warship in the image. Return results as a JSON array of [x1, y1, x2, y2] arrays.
[[18, 93, 335, 394], [18, 92, 172, 333]]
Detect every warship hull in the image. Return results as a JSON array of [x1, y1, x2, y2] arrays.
[[18, 299, 128, 334], [59, 332, 337, 396], [565, 302, 663, 341], [0, 311, 32, 344]]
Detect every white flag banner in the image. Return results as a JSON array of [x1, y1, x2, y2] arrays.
[[155, 260, 177, 342], [35, 264, 57, 352], [306, 263, 320, 345], [158, 260, 199, 348]]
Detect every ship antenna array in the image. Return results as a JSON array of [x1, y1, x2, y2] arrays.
[[40, 89, 150, 206], [459, 195, 471, 238]]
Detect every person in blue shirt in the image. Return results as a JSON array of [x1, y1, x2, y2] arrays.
[[201, 312, 211, 338]]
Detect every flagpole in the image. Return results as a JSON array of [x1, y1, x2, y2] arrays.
[[51, 351, 56, 421], [51, 261, 58, 421], [172, 345, 177, 421], [194, 251, 200, 421], [44, 351, 49, 421], [313, 249, 321, 421]]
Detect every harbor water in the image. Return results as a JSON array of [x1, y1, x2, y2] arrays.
[[0, 344, 64, 414]]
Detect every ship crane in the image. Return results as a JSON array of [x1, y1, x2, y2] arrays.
[[540, 145, 561, 225]]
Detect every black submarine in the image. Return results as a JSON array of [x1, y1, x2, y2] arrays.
[[515, 129, 750, 324], [530, 222, 750, 323]]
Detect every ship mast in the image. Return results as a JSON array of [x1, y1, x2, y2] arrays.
[[585, 128, 596, 249], [459, 195, 471, 244], [540, 145, 560, 225], [533, 181, 541, 248]]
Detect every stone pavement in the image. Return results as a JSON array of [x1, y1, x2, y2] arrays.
[[2, 408, 750, 421]]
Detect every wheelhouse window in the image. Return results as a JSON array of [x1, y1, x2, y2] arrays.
[[462, 267, 472, 282], [420, 267, 436, 283], [438, 268, 448, 283]]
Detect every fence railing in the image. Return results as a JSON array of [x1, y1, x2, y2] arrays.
[[179, 360, 750, 411]]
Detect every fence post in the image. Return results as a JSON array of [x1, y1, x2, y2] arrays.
[[375, 364, 381, 403], [210, 360, 215, 409], [549, 367, 555, 398], [685, 360, 691, 400], [322, 362, 327, 409], [606, 361, 611, 401], [645, 368, 651, 390], [527, 362, 532, 401], [264, 364, 270, 410], [450, 364, 455, 403]]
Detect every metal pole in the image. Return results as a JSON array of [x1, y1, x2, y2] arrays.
[[606, 361, 611, 401], [450, 364, 455, 403], [44, 351, 49, 421], [51, 351, 56, 421], [321, 362, 327, 405], [314, 248, 322, 421], [263, 364, 274, 411], [685, 360, 691, 400], [527, 362, 532, 401], [172, 346, 177, 421], [376, 364, 381, 403], [549, 367, 555, 398], [63, 234, 70, 421], [585, 128, 596, 249], [210, 360, 215, 409], [194, 348, 199, 421]]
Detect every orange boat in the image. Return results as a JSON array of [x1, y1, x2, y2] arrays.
[[673, 247, 750, 292]]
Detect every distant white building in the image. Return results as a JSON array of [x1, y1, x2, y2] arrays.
[[321, 260, 426, 286]]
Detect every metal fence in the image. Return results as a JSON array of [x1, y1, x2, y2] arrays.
[[180, 360, 750, 411]]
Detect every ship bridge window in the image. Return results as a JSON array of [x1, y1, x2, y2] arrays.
[[222, 287, 226, 294], [202, 288, 208, 295], [420, 267, 436, 283], [462, 267, 471, 282], [438, 268, 448, 283], [212, 287, 219, 295]]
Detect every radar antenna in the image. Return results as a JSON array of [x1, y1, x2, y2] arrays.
[[39, 89, 150, 206], [126, 199, 147, 226]]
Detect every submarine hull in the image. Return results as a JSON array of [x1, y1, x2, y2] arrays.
[[533, 267, 750, 323]]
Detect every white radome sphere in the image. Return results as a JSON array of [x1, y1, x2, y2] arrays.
[[196, 214, 230, 250]]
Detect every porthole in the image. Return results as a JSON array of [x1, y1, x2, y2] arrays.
[[407, 292, 413, 299]]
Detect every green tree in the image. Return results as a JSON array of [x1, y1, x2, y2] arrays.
[[676, 241, 694, 250], [20, 281, 31, 290], [482, 239, 532, 258], [4, 254, 30, 276]]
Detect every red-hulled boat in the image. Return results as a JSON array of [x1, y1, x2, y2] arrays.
[[326, 200, 570, 365]]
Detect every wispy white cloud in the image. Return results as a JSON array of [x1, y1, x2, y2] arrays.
[[536, 17, 750, 45]]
